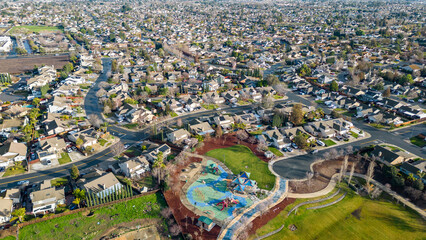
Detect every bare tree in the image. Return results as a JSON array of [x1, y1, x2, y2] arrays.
[[256, 141, 268, 152], [348, 162, 356, 185], [365, 159, 376, 195], [236, 130, 249, 141], [111, 141, 125, 157], [96, 88, 107, 98], [176, 118, 183, 127], [273, 83, 287, 96], [88, 114, 103, 128], [169, 224, 182, 236], [161, 207, 173, 219], [343, 155, 349, 175], [261, 95, 274, 109]]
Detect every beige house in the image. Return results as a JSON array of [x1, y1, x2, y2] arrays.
[[0, 198, 13, 223]]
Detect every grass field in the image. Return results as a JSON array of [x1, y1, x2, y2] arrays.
[[410, 136, 426, 148], [9, 25, 63, 34], [124, 123, 138, 129], [202, 104, 218, 110], [58, 152, 71, 165], [251, 188, 426, 240], [381, 145, 403, 152], [0, 236, 15, 240], [98, 138, 108, 147], [268, 147, 284, 157], [19, 192, 167, 240], [349, 131, 359, 138], [206, 145, 275, 190], [323, 139, 336, 147]]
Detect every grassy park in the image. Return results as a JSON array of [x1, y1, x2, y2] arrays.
[[251, 188, 426, 240], [9, 25, 63, 34], [206, 145, 275, 190], [18, 192, 166, 240], [2, 163, 26, 177]]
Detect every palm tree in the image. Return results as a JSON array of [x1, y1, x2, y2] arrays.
[[12, 208, 26, 222], [417, 171, 425, 179], [72, 189, 86, 208], [407, 173, 416, 183]]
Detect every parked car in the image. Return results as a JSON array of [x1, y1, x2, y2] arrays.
[[124, 144, 130, 149], [336, 135, 343, 141], [286, 147, 293, 152], [291, 143, 298, 149], [310, 149, 319, 154], [316, 140, 325, 147], [17, 180, 29, 185]]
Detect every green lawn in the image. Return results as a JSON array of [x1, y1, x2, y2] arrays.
[[315, 100, 324, 104], [273, 95, 283, 99], [19, 192, 167, 240], [323, 139, 336, 147], [3, 163, 26, 177], [349, 131, 359, 138], [124, 123, 138, 129], [369, 123, 386, 129], [249, 129, 263, 135], [58, 152, 71, 165], [251, 189, 426, 240], [410, 136, 426, 148], [0, 236, 16, 240], [381, 145, 403, 152], [170, 112, 178, 117], [268, 147, 284, 157], [201, 104, 218, 110], [51, 177, 68, 187], [10, 25, 63, 34], [98, 138, 108, 147], [206, 145, 275, 190]]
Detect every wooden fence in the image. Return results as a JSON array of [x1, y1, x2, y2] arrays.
[[16, 190, 159, 229]]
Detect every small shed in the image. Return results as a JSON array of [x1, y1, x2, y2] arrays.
[[198, 216, 215, 231]]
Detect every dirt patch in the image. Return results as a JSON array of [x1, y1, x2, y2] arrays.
[[196, 133, 269, 162], [289, 156, 367, 194], [0, 55, 70, 74], [96, 218, 160, 240], [164, 156, 221, 240], [246, 197, 295, 238]]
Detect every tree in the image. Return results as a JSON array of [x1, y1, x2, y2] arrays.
[[71, 165, 80, 180], [76, 138, 84, 148], [294, 134, 308, 149], [72, 189, 86, 208], [383, 87, 390, 97], [261, 95, 274, 109], [348, 162, 356, 185], [365, 159, 375, 195], [111, 141, 125, 157], [32, 98, 41, 107], [12, 208, 26, 222], [272, 114, 282, 127], [88, 114, 103, 128], [216, 125, 223, 137], [290, 103, 304, 125], [265, 74, 279, 86], [330, 80, 338, 92]]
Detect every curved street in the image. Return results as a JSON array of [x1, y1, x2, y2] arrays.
[[0, 59, 425, 189]]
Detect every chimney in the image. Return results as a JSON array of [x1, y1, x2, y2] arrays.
[[102, 184, 106, 190]]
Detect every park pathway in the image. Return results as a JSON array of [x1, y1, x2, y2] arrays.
[[217, 177, 287, 240]]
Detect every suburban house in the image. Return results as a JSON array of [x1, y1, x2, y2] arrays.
[[47, 96, 72, 113], [166, 128, 191, 143], [68, 128, 99, 149], [400, 161, 426, 184], [0, 142, 27, 162], [62, 76, 85, 85], [0, 198, 13, 223], [29, 180, 65, 215], [119, 156, 150, 179], [4, 188, 21, 204], [36, 137, 67, 163], [45, 119, 72, 136], [213, 115, 235, 131], [281, 127, 311, 141], [371, 145, 410, 165], [83, 172, 122, 198], [143, 143, 171, 162], [233, 112, 260, 126], [263, 128, 288, 149], [116, 103, 154, 124], [189, 121, 215, 136]]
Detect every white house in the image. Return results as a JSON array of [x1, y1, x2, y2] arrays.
[[83, 172, 122, 198], [119, 156, 150, 179]]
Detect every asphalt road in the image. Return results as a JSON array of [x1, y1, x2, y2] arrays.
[[1, 59, 425, 188], [0, 77, 28, 102]]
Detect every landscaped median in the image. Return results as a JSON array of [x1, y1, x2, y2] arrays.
[[206, 145, 276, 190]]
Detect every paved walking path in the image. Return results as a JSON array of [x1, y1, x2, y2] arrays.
[[287, 188, 341, 216]]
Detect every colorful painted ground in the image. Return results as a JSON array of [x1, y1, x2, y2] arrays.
[[186, 160, 254, 223]]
